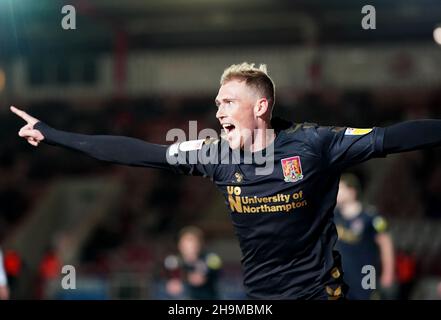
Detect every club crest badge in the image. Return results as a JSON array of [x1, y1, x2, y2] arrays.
[[281, 156, 304, 183]]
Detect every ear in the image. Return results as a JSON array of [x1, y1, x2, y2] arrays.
[[254, 98, 269, 117]]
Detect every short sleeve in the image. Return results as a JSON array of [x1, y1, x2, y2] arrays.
[[371, 215, 388, 234], [205, 253, 222, 271]]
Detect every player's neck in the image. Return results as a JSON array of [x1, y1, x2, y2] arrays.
[[249, 121, 275, 152], [340, 201, 362, 219]]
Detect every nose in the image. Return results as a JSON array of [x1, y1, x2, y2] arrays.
[[216, 105, 225, 120]]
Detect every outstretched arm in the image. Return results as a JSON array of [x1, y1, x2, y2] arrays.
[[322, 119, 441, 171], [383, 119, 441, 154], [10, 106, 170, 170]]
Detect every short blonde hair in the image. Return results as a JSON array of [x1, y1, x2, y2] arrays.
[[220, 62, 275, 109]]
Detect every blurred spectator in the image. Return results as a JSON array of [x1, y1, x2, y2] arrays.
[[3, 249, 22, 299], [0, 150, 30, 227], [164, 226, 222, 300], [395, 249, 417, 300], [335, 173, 396, 300], [420, 152, 441, 218], [37, 245, 62, 299], [0, 248, 10, 300]]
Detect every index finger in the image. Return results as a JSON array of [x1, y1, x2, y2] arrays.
[[10, 106, 36, 123]]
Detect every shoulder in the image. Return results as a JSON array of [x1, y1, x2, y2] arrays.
[[204, 252, 222, 270], [278, 120, 346, 156], [277, 122, 319, 144], [363, 206, 388, 233], [277, 118, 345, 139]]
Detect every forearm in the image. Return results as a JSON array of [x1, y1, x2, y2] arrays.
[[34, 121, 171, 170], [383, 119, 441, 154], [376, 234, 395, 284], [0, 251, 6, 287]]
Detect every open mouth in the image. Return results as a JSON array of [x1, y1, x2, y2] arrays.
[[222, 123, 236, 135]]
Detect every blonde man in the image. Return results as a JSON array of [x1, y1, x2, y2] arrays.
[[10, 63, 441, 299]]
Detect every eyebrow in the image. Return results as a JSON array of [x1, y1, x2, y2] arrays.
[[215, 97, 237, 106]]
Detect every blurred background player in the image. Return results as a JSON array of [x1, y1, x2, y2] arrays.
[[0, 247, 10, 300], [335, 173, 396, 300], [164, 226, 222, 300]]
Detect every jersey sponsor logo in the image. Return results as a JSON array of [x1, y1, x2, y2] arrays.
[[281, 156, 304, 183], [344, 128, 373, 135]]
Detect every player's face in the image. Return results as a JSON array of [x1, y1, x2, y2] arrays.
[[178, 234, 201, 262], [215, 79, 259, 149]]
